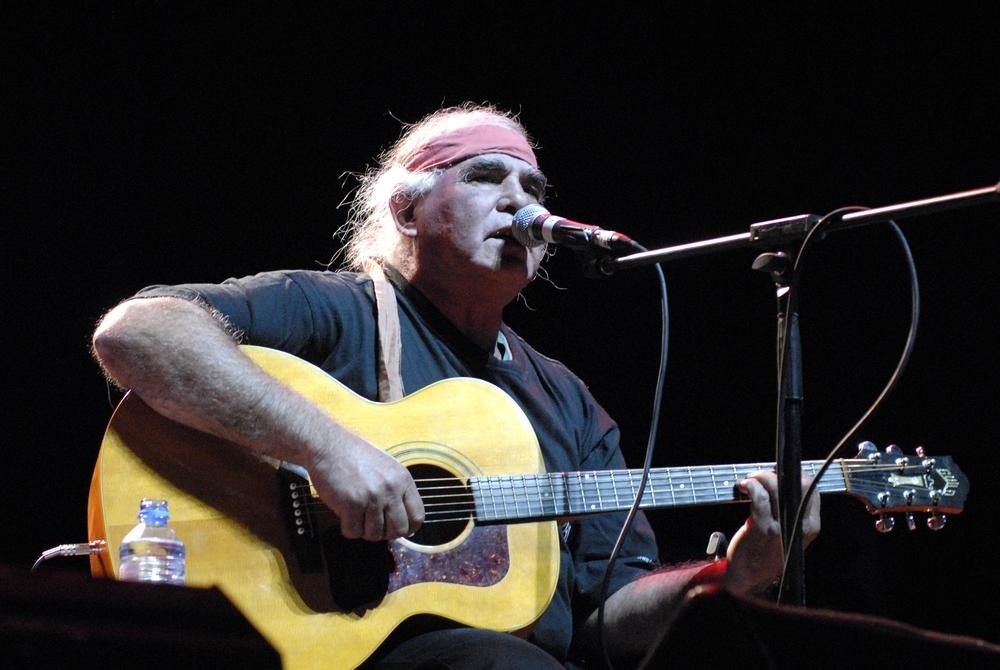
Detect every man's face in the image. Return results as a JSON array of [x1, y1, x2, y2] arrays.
[[408, 153, 548, 299]]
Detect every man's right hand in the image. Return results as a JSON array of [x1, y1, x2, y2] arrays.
[[307, 437, 425, 541]]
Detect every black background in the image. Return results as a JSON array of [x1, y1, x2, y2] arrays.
[[7, 3, 999, 650]]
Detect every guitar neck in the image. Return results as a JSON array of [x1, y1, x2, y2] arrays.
[[471, 459, 844, 524]]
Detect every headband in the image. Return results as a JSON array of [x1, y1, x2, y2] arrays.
[[403, 124, 538, 172]]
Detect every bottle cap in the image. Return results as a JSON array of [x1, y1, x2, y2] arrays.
[[138, 498, 170, 525]]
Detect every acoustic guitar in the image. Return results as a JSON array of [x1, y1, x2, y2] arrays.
[[88, 345, 968, 669]]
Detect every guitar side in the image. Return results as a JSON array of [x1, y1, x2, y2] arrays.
[[88, 345, 560, 670]]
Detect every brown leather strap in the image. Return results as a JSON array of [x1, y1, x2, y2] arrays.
[[368, 264, 404, 402]]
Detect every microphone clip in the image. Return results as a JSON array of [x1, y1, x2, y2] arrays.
[[573, 245, 628, 279]]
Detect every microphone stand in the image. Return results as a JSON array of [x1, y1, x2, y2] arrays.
[[594, 181, 999, 607], [751, 247, 807, 605]]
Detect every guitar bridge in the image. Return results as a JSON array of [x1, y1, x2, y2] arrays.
[[278, 462, 324, 573]]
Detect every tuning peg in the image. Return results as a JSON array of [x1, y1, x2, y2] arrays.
[[927, 514, 948, 531], [875, 514, 895, 533], [857, 441, 878, 459], [915, 445, 926, 458], [885, 444, 902, 457], [902, 491, 917, 530]]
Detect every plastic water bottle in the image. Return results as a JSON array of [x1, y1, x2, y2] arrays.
[[118, 498, 186, 585]]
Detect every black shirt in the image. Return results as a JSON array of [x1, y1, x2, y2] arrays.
[[137, 267, 659, 661]]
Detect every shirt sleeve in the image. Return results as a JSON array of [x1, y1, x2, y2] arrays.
[[133, 270, 370, 361]]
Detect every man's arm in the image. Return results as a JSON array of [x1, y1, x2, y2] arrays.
[[92, 295, 423, 541], [576, 470, 820, 661]]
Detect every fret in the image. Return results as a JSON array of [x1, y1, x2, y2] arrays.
[[590, 472, 603, 512], [533, 474, 547, 518], [503, 475, 516, 520], [473, 476, 484, 521], [817, 460, 845, 492], [688, 466, 701, 504], [523, 473, 536, 519], [554, 473, 569, 517], [832, 460, 847, 490], [480, 475, 494, 521], [491, 476, 502, 520], [501, 475, 512, 519], [498, 475, 510, 519], [610, 471, 620, 510], [513, 474, 527, 520], [634, 469, 652, 508]]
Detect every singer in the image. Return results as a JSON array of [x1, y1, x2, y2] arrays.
[[91, 102, 820, 669]]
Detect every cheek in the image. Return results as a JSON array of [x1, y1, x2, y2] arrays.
[[427, 200, 477, 241]]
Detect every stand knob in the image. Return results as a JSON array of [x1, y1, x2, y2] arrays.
[[705, 531, 729, 558]]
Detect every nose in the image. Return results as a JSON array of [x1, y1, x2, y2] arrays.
[[497, 176, 535, 215]]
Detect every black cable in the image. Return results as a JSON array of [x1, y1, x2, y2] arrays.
[[774, 210, 920, 602], [597, 256, 669, 670]]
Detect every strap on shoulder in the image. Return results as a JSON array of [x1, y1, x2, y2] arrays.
[[367, 264, 404, 402]]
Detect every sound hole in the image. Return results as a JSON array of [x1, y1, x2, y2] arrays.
[[407, 463, 472, 547]]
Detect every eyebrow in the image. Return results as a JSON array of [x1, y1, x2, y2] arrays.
[[461, 156, 548, 192], [522, 167, 548, 193]]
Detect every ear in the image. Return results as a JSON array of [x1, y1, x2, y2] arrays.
[[390, 193, 419, 238]]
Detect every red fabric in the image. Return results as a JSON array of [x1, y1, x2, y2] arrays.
[[689, 559, 728, 588], [404, 124, 537, 171]]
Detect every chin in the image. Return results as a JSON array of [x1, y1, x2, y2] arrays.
[[496, 253, 533, 276]]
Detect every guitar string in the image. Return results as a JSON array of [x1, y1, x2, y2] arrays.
[[294, 485, 951, 525], [288, 462, 950, 524], [290, 461, 930, 502], [290, 463, 937, 506]]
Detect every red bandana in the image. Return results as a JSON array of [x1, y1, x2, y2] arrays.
[[404, 124, 537, 172]]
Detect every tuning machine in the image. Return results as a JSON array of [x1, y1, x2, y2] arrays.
[[875, 514, 895, 533], [875, 491, 895, 533]]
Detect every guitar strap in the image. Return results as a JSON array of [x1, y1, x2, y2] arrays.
[[368, 264, 405, 402]]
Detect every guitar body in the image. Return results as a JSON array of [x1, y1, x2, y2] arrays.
[[88, 346, 559, 670]]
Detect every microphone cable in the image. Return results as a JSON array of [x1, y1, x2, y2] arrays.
[[773, 207, 920, 603], [595, 246, 669, 670]]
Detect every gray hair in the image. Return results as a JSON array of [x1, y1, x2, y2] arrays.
[[337, 102, 534, 272]]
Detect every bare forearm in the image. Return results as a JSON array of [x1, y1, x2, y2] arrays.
[[92, 295, 424, 540], [577, 560, 722, 661], [578, 471, 821, 663], [91, 296, 346, 467]]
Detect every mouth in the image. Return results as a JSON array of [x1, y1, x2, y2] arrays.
[[487, 227, 517, 242]]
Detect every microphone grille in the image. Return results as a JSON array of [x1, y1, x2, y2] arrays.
[[512, 204, 549, 247]]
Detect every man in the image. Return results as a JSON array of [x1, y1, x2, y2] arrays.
[[92, 102, 820, 668]]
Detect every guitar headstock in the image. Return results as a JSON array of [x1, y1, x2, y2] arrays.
[[844, 442, 969, 533]]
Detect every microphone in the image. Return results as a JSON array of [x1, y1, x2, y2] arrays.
[[511, 204, 642, 253]]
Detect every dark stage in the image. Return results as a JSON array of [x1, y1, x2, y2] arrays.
[[7, 4, 999, 663]]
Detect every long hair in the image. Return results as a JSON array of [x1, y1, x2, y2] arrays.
[[337, 102, 535, 272]]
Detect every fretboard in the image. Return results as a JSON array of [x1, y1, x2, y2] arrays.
[[471, 460, 845, 524]]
